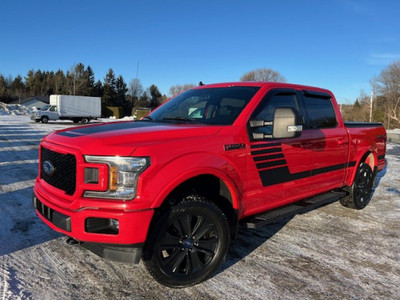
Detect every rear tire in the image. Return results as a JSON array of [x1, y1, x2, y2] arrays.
[[143, 196, 230, 288], [340, 162, 374, 210], [81, 118, 90, 124]]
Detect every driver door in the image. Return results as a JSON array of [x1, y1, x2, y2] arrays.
[[244, 89, 314, 215], [48, 105, 59, 120]]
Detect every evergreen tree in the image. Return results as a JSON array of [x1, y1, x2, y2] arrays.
[[115, 75, 128, 106], [93, 80, 103, 97], [149, 84, 163, 108], [0, 75, 11, 102], [138, 91, 150, 107], [86, 65, 96, 96], [24, 70, 35, 96], [11, 75, 26, 100], [54, 69, 65, 94], [103, 68, 116, 106]]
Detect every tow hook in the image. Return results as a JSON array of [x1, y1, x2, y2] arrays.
[[66, 237, 80, 245]]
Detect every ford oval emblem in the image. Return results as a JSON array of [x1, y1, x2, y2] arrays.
[[43, 160, 55, 176]]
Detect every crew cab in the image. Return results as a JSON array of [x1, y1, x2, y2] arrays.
[[33, 82, 386, 287]]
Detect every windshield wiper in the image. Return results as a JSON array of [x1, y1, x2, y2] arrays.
[[161, 117, 197, 123], [141, 116, 153, 121]]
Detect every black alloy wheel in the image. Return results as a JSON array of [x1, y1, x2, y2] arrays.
[[352, 163, 374, 209], [340, 162, 374, 209], [144, 196, 230, 288]]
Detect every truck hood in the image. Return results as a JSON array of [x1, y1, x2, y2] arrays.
[[43, 121, 222, 156]]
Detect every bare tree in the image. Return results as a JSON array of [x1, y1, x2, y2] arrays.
[[240, 68, 286, 82], [128, 78, 144, 99], [169, 83, 196, 97], [373, 60, 400, 126]]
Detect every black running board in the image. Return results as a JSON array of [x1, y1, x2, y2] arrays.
[[242, 191, 347, 229]]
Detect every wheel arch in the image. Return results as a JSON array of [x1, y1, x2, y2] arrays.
[[346, 149, 377, 186], [150, 171, 240, 239]]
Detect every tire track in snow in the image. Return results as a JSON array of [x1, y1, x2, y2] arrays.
[[0, 179, 36, 194], [0, 159, 38, 167], [0, 145, 39, 152], [0, 260, 8, 300]]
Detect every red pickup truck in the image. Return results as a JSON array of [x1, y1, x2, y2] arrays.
[[33, 82, 386, 287]]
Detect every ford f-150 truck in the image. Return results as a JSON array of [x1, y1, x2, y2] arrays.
[[33, 82, 386, 287]]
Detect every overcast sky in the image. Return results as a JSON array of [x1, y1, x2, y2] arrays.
[[1, 0, 399, 102]]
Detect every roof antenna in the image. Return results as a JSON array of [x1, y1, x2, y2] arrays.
[[199, 81, 204, 86]]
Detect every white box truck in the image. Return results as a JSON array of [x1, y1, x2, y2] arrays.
[[31, 95, 101, 124]]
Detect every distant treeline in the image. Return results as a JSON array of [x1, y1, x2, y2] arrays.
[[0, 63, 166, 115], [2, 62, 400, 128]]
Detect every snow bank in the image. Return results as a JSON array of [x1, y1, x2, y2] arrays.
[[0, 102, 31, 116]]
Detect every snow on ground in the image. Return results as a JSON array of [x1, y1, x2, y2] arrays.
[[0, 115, 399, 299], [0, 103, 32, 116]]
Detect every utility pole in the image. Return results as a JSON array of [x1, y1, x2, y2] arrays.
[[369, 90, 374, 122]]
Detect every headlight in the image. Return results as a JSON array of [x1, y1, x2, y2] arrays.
[[83, 156, 150, 200]]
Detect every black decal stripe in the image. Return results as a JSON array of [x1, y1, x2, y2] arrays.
[[250, 142, 281, 149], [256, 159, 287, 169], [347, 161, 357, 167], [378, 155, 385, 160], [253, 154, 284, 162], [57, 132, 84, 137], [57, 121, 163, 137], [251, 148, 282, 155], [260, 167, 309, 186], [259, 161, 357, 187], [311, 163, 346, 176]]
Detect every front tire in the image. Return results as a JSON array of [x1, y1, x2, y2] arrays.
[[144, 196, 230, 288], [340, 162, 374, 209], [41, 116, 49, 123]]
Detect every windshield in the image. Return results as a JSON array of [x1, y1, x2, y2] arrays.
[[41, 104, 51, 111], [148, 86, 260, 125]]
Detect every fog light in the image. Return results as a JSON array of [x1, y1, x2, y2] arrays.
[[85, 217, 119, 235], [110, 219, 119, 231]]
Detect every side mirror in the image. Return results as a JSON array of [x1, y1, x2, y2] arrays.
[[272, 107, 302, 139], [250, 107, 302, 140]]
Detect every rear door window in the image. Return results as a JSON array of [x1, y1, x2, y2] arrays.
[[302, 93, 337, 129]]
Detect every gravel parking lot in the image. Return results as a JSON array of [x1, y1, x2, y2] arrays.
[[1, 115, 399, 299]]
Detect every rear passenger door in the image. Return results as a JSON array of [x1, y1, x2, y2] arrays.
[[301, 91, 348, 191]]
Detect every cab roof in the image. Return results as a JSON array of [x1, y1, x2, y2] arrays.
[[194, 82, 333, 95]]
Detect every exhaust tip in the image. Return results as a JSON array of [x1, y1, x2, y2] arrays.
[[66, 237, 80, 245]]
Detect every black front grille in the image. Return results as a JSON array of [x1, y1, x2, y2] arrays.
[[40, 147, 76, 195]]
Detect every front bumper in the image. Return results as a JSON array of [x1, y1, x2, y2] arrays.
[[33, 188, 154, 263], [80, 241, 144, 264]]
